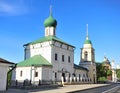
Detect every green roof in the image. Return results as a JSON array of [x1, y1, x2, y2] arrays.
[[44, 15, 57, 27], [17, 55, 52, 67], [24, 36, 75, 48], [74, 64, 88, 71], [84, 39, 92, 44]]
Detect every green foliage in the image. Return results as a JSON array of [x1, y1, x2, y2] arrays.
[[107, 70, 112, 76], [96, 62, 112, 82], [116, 69, 120, 79], [98, 77, 106, 81]]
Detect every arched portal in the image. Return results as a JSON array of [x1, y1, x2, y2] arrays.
[[62, 73, 66, 82]]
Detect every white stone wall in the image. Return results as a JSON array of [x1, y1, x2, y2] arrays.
[[15, 66, 52, 82], [51, 41, 74, 81], [45, 27, 55, 36], [24, 40, 75, 81], [42, 67, 52, 81], [75, 69, 88, 82], [81, 48, 94, 62], [25, 41, 52, 63], [112, 69, 117, 82], [15, 67, 31, 81], [0, 63, 10, 91], [80, 62, 97, 83]]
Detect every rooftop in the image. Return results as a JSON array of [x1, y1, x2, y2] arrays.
[[0, 58, 14, 64], [17, 55, 52, 67], [74, 64, 88, 71], [24, 36, 75, 48]]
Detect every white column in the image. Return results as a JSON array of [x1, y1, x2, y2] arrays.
[[70, 77, 72, 84], [77, 77, 79, 82], [74, 76, 76, 82], [61, 76, 64, 86], [80, 77, 82, 82]]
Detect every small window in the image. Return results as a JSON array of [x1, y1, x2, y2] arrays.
[[55, 53, 57, 61], [60, 44, 62, 48], [46, 29, 48, 36], [55, 72, 57, 78], [20, 71, 22, 77], [35, 72, 38, 77], [53, 29, 55, 35], [62, 55, 64, 62], [68, 56, 70, 63]]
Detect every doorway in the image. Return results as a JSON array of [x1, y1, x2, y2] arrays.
[[62, 73, 66, 82]]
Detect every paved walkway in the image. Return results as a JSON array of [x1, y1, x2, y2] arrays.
[[5, 84, 109, 93]]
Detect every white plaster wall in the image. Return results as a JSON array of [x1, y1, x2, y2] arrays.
[[82, 48, 92, 61], [15, 66, 52, 82], [24, 40, 75, 81], [16, 67, 31, 81], [51, 42, 74, 80], [75, 69, 88, 81], [112, 69, 117, 82], [81, 47, 95, 62], [75, 69, 87, 77], [42, 67, 52, 80], [25, 41, 52, 63], [45, 27, 55, 36], [84, 44, 92, 48], [32, 67, 42, 82], [80, 62, 96, 83], [0, 63, 10, 91]]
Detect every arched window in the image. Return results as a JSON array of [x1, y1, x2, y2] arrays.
[[84, 51, 88, 61], [68, 56, 70, 63], [35, 71, 38, 77], [55, 53, 57, 61], [20, 71, 23, 77], [62, 55, 64, 62], [55, 72, 57, 79]]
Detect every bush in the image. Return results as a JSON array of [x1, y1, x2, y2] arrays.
[[98, 77, 106, 81]]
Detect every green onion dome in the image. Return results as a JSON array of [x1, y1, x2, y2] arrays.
[[84, 39, 92, 44], [44, 15, 57, 27]]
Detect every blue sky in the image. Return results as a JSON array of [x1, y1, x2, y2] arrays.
[[0, 0, 120, 67]]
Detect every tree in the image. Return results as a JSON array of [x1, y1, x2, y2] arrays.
[[96, 62, 112, 82], [96, 63, 107, 82], [116, 69, 120, 80], [107, 69, 112, 76]]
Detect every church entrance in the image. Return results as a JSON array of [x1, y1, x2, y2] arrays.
[[62, 73, 66, 82]]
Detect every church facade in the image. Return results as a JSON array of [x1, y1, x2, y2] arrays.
[[12, 9, 96, 85]]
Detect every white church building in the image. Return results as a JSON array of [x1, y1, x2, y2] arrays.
[[12, 9, 96, 85]]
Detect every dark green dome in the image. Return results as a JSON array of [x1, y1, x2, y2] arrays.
[[84, 39, 92, 44], [44, 15, 57, 27]]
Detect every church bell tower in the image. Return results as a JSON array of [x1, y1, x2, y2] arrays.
[[79, 24, 96, 83], [80, 24, 95, 62]]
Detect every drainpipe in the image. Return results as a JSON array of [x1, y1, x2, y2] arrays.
[[6, 63, 17, 90]]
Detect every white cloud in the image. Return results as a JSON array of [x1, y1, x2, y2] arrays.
[[0, 2, 14, 13], [0, 0, 29, 16]]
